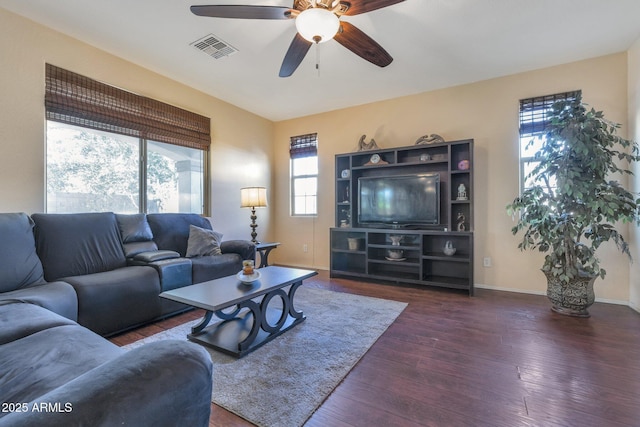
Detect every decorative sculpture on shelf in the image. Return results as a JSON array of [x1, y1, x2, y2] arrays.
[[456, 212, 466, 232], [356, 135, 380, 151], [457, 183, 468, 200], [415, 134, 445, 145]]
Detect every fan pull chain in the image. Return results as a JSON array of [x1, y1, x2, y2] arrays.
[[315, 43, 321, 77]]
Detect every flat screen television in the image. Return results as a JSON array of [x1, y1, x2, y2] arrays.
[[358, 173, 440, 227]]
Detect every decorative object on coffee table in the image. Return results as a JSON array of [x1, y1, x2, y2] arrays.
[[240, 186, 268, 243]]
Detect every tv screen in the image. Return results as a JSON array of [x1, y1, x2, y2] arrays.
[[358, 174, 440, 226]]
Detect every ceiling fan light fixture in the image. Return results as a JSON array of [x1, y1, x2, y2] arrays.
[[295, 8, 340, 44]]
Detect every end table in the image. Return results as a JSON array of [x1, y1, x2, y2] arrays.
[[255, 242, 280, 268]]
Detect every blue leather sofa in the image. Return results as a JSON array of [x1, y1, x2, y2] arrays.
[[0, 212, 218, 426], [30, 211, 255, 335]]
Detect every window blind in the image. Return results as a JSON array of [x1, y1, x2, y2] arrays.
[[289, 133, 318, 159], [44, 64, 211, 150], [519, 90, 581, 137]]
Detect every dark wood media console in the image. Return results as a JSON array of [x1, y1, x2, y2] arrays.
[[330, 140, 474, 295]]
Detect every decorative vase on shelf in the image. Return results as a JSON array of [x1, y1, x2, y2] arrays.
[[443, 240, 456, 256], [389, 235, 402, 246], [347, 238, 361, 251]]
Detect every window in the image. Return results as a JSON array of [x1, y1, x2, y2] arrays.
[[519, 90, 581, 192], [290, 133, 318, 216], [44, 64, 209, 214]]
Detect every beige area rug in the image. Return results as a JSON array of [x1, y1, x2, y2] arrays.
[[125, 287, 407, 427]]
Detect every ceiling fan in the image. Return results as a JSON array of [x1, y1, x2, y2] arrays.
[[190, 0, 405, 77]]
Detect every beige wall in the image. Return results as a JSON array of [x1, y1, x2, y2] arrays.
[[0, 8, 274, 241], [628, 36, 640, 311], [2, 7, 637, 304], [273, 53, 632, 303]]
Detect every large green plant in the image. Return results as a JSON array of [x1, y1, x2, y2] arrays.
[[507, 95, 640, 284]]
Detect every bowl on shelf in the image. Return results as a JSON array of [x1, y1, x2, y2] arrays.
[[387, 249, 404, 260]]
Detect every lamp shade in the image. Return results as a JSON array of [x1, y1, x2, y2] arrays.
[[295, 8, 340, 44], [240, 187, 268, 208]]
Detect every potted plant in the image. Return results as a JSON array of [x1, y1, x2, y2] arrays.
[[506, 95, 640, 317]]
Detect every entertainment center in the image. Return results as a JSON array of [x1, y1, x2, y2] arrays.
[[330, 139, 474, 295]]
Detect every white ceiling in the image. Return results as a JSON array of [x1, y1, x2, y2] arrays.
[[2, 0, 640, 121]]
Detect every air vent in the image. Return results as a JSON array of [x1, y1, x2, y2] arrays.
[[190, 34, 238, 59]]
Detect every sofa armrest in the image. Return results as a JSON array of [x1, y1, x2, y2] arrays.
[[0, 281, 78, 322], [220, 240, 256, 261], [130, 257, 193, 292], [133, 250, 180, 263], [0, 340, 213, 427]]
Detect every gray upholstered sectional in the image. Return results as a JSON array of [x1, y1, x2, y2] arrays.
[[0, 211, 255, 426]]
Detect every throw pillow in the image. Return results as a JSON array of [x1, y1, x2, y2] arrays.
[[116, 214, 154, 243], [186, 225, 223, 257]]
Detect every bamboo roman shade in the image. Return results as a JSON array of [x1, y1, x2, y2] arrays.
[[289, 133, 318, 159], [519, 90, 581, 137], [45, 64, 211, 150]]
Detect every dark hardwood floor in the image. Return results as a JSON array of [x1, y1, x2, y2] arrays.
[[110, 270, 640, 427]]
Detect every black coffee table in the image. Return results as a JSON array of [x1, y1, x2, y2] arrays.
[[159, 266, 317, 358]]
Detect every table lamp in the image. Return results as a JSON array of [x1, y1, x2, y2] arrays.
[[240, 187, 268, 243]]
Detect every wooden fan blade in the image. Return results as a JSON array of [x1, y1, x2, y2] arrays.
[[341, 0, 405, 16], [190, 5, 292, 19], [334, 21, 393, 67], [279, 33, 312, 77]]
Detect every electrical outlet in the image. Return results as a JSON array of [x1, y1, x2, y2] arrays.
[[303, 244, 308, 253], [483, 257, 492, 267]]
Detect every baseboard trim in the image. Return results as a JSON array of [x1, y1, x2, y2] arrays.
[[475, 283, 631, 307], [474, 283, 545, 296], [279, 262, 329, 271]]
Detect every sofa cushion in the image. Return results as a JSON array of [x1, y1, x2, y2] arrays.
[[121, 240, 160, 258], [0, 302, 76, 345], [147, 213, 213, 257], [191, 253, 243, 284], [0, 213, 45, 292], [0, 324, 123, 408], [32, 212, 127, 281], [116, 213, 154, 243], [62, 266, 162, 336], [116, 214, 160, 258], [186, 225, 223, 257]]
